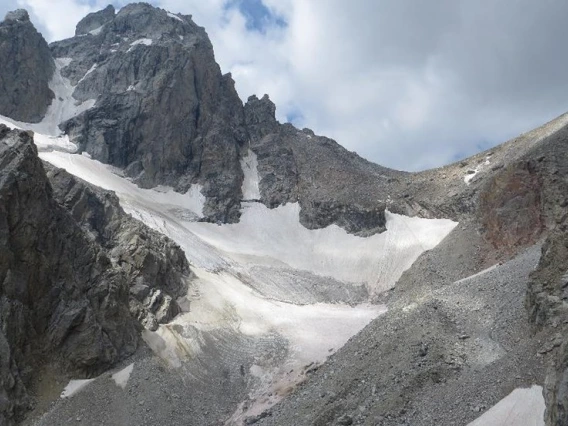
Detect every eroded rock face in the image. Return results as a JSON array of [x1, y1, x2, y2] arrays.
[[0, 10, 54, 122], [245, 96, 397, 235], [0, 127, 137, 423], [517, 125, 568, 426], [478, 160, 544, 253], [75, 4, 115, 36], [51, 3, 247, 223], [42, 2, 405, 234], [0, 125, 190, 424], [46, 165, 191, 331]]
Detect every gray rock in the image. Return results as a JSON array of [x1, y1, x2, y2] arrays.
[[0, 126, 191, 424], [45, 163, 191, 331], [336, 414, 354, 425], [75, 4, 115, 36], [246, 99, 396, 235], [51, 3, 247, 223], [0, 10, 54, 122], [0, 126, 137, 424]]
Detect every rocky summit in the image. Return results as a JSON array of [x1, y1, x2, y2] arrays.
[[0, 3, 567, 426]]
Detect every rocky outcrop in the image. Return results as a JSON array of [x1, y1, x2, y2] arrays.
[[245, 96, 401, 235], [0, 126, 136, 424], [0, 125, 190, 424], [511, 124, 568, 426], [45, 165, 191, 331], [0, 10, 54, 122], [50, 2, 247, 223], [478, 160, 544, 253]]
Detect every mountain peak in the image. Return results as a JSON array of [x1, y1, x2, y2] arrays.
[[0, 8, 54, 123], [4, 9, 29, 23], [245, 94, 279, 141], [75, 4, 115, 36]]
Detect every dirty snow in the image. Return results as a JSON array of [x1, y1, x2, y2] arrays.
[[111, 364, 134, 389], [38, 151, 205, 217], [188, 203, 456, 291], [467, 385, 545, 426], [60, 379, 95, 398], [0, 117, 78, 153], [241, 149, 261, 199]]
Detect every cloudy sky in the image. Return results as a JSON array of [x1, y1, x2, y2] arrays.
[[2, 0, 568, 171]]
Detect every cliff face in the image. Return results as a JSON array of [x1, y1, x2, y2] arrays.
[[51, 3, 247, 223], [0, 125, 190, 424], [0, 127, 136, 423], [0, 10, 54, 123]]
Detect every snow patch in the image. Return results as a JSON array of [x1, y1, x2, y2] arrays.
[[60, 379, 94, 398], [455, 264, 499, 284], [167, 12, 184, 22], [241, 149, 261, 199], [0, 117, 78, 153], [89, 25, 104, 35], [127, 38, 153, 52], [467, 385, 545, 426], [111, 364, 134, 389], [464, 154, 493, 185], [464, 169, 479, 184], [78, 63, 97, 84]]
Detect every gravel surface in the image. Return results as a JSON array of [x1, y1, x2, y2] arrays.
[[257, 226, 550, 426]]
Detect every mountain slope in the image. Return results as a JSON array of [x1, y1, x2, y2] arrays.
[[0, 126, 190, 425], [1, 4, 568, 426]]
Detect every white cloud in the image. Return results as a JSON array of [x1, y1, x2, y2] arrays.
[[6, 0, 568, 171], [16, 0, 101, 40]]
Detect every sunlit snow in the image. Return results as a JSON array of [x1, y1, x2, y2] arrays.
[[467, 386, 545, 426], [60, 379, 94, 398], [127, 38, 153, 52], [167, 12, 184, 22], [111, 363, 134, 389]]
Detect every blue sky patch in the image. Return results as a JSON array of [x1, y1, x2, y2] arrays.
[[226, 0, 286, 33], [286, 108, 305, 126]]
